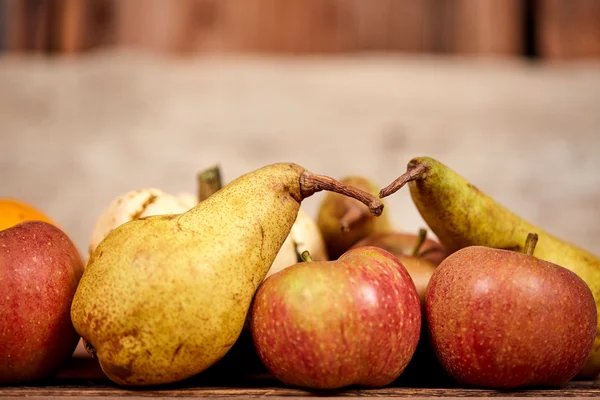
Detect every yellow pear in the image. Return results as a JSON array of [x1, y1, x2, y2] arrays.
[[380, 156, 600, 378], [71, 163, 382, 386]]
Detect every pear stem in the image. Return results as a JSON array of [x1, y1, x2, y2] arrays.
[[300, 172, 383, 216], [379, 163, 428, 198], [340, 203, 370, 233], [301, 250, 313, 262], [411, 228, 428, 256], [198, 164, 223, 202], [524, 233, 538, 256]]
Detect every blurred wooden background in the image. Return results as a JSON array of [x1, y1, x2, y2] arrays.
[[1, 0, 599, 59]]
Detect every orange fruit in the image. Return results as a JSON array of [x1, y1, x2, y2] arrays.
[[0, 198, 56, 231]]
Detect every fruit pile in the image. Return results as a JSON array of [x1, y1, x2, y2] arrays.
[[1, 157, 598, 391]]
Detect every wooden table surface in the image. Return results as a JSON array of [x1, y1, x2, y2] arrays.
[[2, 352, 600, 399]]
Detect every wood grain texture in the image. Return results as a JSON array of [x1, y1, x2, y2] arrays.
[[536, 0, 600, 59], [432, 0, 523, 55], [347, 0, 434, 53], [112, 0, 521, 56], [2, 0, 51, 52], [118, 0, 435, 55], [4, 0, 600, 59], [117, 0, 219, 54], [51, 0, 117, 54], [2, 378, 600, 398], [0, 0, 533, 57]]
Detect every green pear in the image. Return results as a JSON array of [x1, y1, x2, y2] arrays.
[[379, 156, 600, 379], [317, 176, 392, 259], [71, 163, 383, 387]]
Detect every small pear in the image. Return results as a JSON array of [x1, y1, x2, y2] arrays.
[[71, 163, 383, 387], [317, 176, 392, 259], [380, 156, 600, 378]]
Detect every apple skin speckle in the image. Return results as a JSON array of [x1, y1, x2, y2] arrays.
[[250, 245, 422, 390]]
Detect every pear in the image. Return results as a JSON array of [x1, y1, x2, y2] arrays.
[[317, 176, 392, 259], [379, 156, 600, 378], [71, 163, 383, 387]]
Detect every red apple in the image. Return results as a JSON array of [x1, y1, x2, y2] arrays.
[[425, 235, 597, 388], [353, 229, 450, 386], [0, 221, 85, 384], [250, 246, 422, 389]]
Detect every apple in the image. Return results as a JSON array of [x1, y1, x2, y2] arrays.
[[250, 246, 422, 389], [425, 234, 597, 388], [353, 229, 451, 386], [0, 221, 84, 384]]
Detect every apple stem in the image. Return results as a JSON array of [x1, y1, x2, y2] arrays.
[[524, 233, 538, 256], [379, 162, 428, 198], [300, 172, 383, 216], [197, 164, 223, 202], [412, 228, 428, 256], [301, 250, 313, 262], [339, 203, 370, 233]]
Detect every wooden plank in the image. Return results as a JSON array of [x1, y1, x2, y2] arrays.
[[117, 0, 355, 54], [112, 0, 526, 56], [0, 0, 6, 50], [205, 0, 434, 54], [116, 0, 221, 54], [346, 0, 435, 53], [2, 0, 51, 53], [1, 376, 600, 398], [432, 0, 523, 56], [50, 0, 117, 54], [536, 0, 600, 59], [215, 0, 354, 53]]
